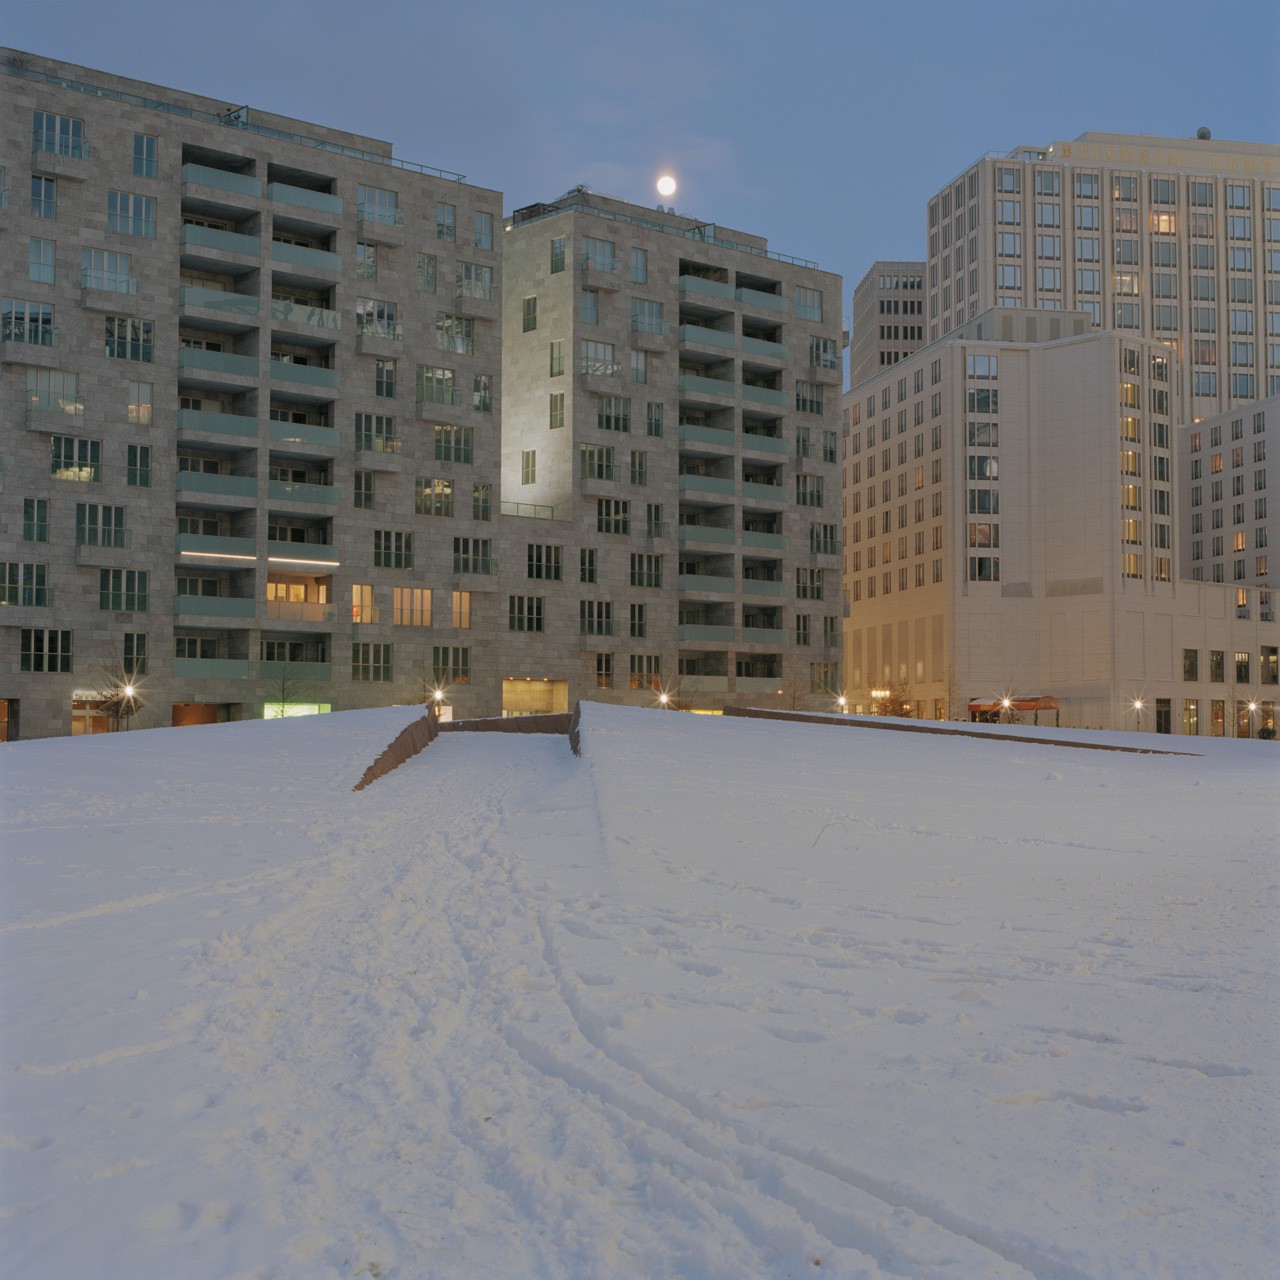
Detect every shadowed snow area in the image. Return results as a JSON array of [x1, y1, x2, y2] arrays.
[[2, 704, 1276, 1279]]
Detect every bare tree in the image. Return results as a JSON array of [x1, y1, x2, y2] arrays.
[[91, 665, 143, 731]]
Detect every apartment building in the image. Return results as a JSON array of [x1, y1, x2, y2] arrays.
[[849, 260, 926, 387], [841, 308, 1277, 735], [1, 49, 503, 739], [922, 131, 1280, 419], [1, 52, 846, 738], [499, 189, 845, 714]]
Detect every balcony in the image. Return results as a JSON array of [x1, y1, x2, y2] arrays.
[[742, 530, 787, 551], [741, 480, 786, 504], [742, 384, 789, 409], [678, 323, 734, 350], [581, 254, 622, 289], [270, 359, 340, 392], [266, 183, 342, 217], [175, 533, 257, 562], [679, 422, 736, 451], [182, 163, 262, 199], [354, 436, 404, 469], [268, 420, 339, 449], [270, 240, 342, 275], [679, 473, 735, 497], [266, 541, 340, 565], [271, 299, 341, 333], [740, 431, 788, 456], [173, 595, 256, 621], [80, 268, 138, 309], [742, 336, 788, 361], [173, 657, 252, 680], [176, 472, 258, 504], [177, 408, 259, 440], [178, 347, 259, 388], [735, 287, 789, 313], [808, 357, 843, 385], [678, 624, 736, 645], [678, 373, 736, 402], [741, 626, 784, 645], [265, 599, 334, 624], [179, 286, 261, 329], [416, 387, 469, 423], [355, 318, 403, 357], [678, 523, 735, 545], [1, 328, 61, 368], [357, 205, 404, 243], [180, 223, 260, 267], [268, 479, 339, 507], [677, 573, 736, 594], [741, 578, 785, 598], [453, 280, 500, 315], [31, 139, 91, 179], [679, 275, 734, 302]]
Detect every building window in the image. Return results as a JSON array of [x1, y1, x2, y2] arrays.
[[597, 498, 630, 534], [629, 603, 646, 638], [435, 315, 474, 355], [104, 316, 153, 362], [21, 628, 72, 673], [1, 562, 48, 607], [3, 299, 55, 346], [416, 252, 437, 292], [99, 568, 148, 612], [631, 350, 648, 384], [126, 444, 150, 487], [527, 544, 562, 580], [580, 548, 597, 583], [521, 449, 536, 485], [356, 185, 400, 227], [550, 236, 567, 273], [596, 653, 613, 689], [629, 450, 647, 486], [375, 359, 396, 398], [472, 482, 491, 521], [354, 470, 375, 510], [549, 392, 565, 430], [33, 110, 85, 157], [796, 568, 824, 600], [474, 211, 494, 250], [452, 537, 493, 574], [28, 238, 55, 284], [451, 592, 471, 629], [394, 587, 431, 627], [433, 424, 473, 463], [796, 287, 823, 321], [508, 596, 544, 632], [132, 133, 157, 177], [580, 600, 613, 636], [646, 402, 664, 437], [373, 530, 413, 569], [630, 553, 662, 588], [431, 646, 470, 684], [629, 654, 661, 690], [796, 381, 824, 414], [75, 502, 125, 547], [106, 191, 155, 238], [581, 289, 599, 324], [415, 476, 452, 517], [31, 176, 57, 220], [356, 241, 378, 280], [352, 643, 393, 682], [631, 247, 648, 283], [523, 296, 538, 332], [598, 396, 631, 432], [796, 474, 824, 507], [22, 499, 49, 543]]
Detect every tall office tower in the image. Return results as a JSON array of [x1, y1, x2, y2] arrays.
[[849, 260, 926, 387], [923, 132, 1280, 419], [841, 307, 1276, 735], [500, 188, 845, 713], [1, 50, 503, 739]]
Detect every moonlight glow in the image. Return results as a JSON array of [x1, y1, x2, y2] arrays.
[[656, 174, 677, 198]]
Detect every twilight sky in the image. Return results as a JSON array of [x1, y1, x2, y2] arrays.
[[6, 0, 1278, 317]]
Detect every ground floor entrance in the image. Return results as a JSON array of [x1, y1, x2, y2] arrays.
[[502, 678, 569, 717]]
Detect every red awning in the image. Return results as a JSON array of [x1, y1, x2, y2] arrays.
[[967, 695, 1061, 713]]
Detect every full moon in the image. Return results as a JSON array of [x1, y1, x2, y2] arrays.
[[656, 174, 677, 198]]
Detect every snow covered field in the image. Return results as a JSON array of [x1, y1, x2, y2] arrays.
[[1, 704, 1276, 1279]]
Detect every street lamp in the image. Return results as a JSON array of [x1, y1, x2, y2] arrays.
[[1000, 696, 1013, 724], [836, 694, 848, 714], [1132, 697, 1144, 731], [1247, 700, 1259, 738]]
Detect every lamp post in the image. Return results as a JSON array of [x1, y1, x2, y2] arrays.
[[836, 694, 848, 714], [1247, 699, 1259, 738], [657, 691, 671, 710], [1000, 696, 1013, 724], [1132, 697, 1144, 732]]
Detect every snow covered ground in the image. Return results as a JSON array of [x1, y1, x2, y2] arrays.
[[1, 704, 1276, 1279]]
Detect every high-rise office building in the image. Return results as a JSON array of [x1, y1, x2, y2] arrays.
[[921, 132, 1280, 419], [841, 308, 1276, 734], [849, 260, 926, 387]]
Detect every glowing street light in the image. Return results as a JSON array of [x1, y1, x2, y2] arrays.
[[836, 695, 848, 714], [1132, 697, 1144, 731], [657, 691, 671, 709]]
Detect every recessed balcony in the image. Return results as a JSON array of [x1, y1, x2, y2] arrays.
[[175, 533, 258, 562], [677, 573, 736, 594], [270, 240, 342, 276], [182, 163, 262, 199], [181, 224, 260, 270], [679, 275, 734, 302], [267, 479, 339, 507], [173, 595, 256, 622], [177, 408, 259, 441], [266, 183, 342, 218], [735, 287, 789, 314]]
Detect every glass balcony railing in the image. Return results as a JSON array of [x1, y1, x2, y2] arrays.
[[176, 471, 258, 499], [735, 287, 789, 313], [355, 318, 403, 341], [742, 384, 789, 408], [266, 541, 340, 563], [179, 286, 260, 317], [678, 523, 734, 544], [181, 163, 261, 197], [742, 336, 788, 360], [2, 323, 58, 347], [677, 573, 736, 593], [173, 595, 256, 619], [678, 274, 734, 301], [81, 268, 137, 294], [268, 420, 339, 447], [679, 473, 735, 495], [678, 323, 734, 348], [270, 241, 342, 273], [269, 359, 340, 390], [357, 204, 403, 227], [271, 299, 341, 330], [266, 182, 342, 215], [678, 373, 735, 399], [181, 224, 260, 257], [178, 348, 258, 379], [580, 357, 623, 378], [177, 408, 259, 438], [268, 479, 339, 505]]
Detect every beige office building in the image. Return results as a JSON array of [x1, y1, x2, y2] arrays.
[[923, 131, 1280, 420], [850, 260, 926, 387], [499, 189, 845, 713], [841, 309, 1277, 735]]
